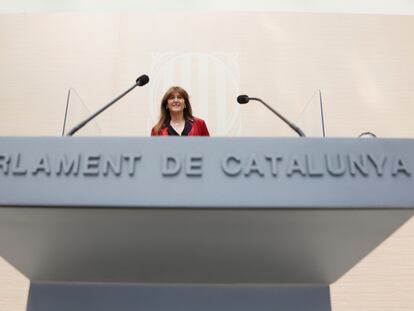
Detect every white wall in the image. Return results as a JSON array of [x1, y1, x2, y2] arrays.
[[1, 0, 414, 14]]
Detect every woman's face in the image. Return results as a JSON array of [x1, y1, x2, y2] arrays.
[[166, 92, 185, 113]]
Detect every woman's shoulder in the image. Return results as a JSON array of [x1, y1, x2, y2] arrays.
[[151, 124, 168, 136], [192, 117, 206, 124], [190, 117, 210, 136]]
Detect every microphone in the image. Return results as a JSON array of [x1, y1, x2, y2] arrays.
[[237, 95, 306, 137], [66, 75, 149, 136], [136, 74, 149, 86], [236, 95, 249, 104]]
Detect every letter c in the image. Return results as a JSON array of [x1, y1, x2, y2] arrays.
[[222, 155, 241, 176]]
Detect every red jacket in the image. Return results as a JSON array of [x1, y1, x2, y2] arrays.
[[151, 117, 210, 136]]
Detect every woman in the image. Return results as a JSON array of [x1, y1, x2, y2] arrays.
[[151, 86, 210, 136]]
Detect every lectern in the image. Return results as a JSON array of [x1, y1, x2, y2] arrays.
[[0, 137, 413, 311]]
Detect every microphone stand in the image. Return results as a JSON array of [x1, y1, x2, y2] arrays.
[[66, 76, 148, 136], [249, 97, 306, 137]]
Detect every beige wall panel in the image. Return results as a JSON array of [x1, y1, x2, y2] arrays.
[[1, 12, 414, 137], [0, 257, 29, 311], [332, 217, 414, 310], [0, 11, 413, 310]]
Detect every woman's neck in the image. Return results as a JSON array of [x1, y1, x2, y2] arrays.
[[170, 112, 184, 123]]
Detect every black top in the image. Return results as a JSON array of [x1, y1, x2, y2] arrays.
[[167, 120, 193, 136]]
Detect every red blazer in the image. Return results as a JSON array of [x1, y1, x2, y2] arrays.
[[151, 117, 210, 136]]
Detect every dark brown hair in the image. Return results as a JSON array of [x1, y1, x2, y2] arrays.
[[153, 86, 194, 135]]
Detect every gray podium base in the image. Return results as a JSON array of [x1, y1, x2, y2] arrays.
[[27, 282, 331, 311], [2, 138, 414, 311]]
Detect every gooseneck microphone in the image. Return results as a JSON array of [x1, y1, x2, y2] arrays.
[[237, 95, 306, 137], [66, 74, 150, 136]]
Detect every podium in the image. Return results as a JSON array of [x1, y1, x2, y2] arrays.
[[0, 137, 413, 311]]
